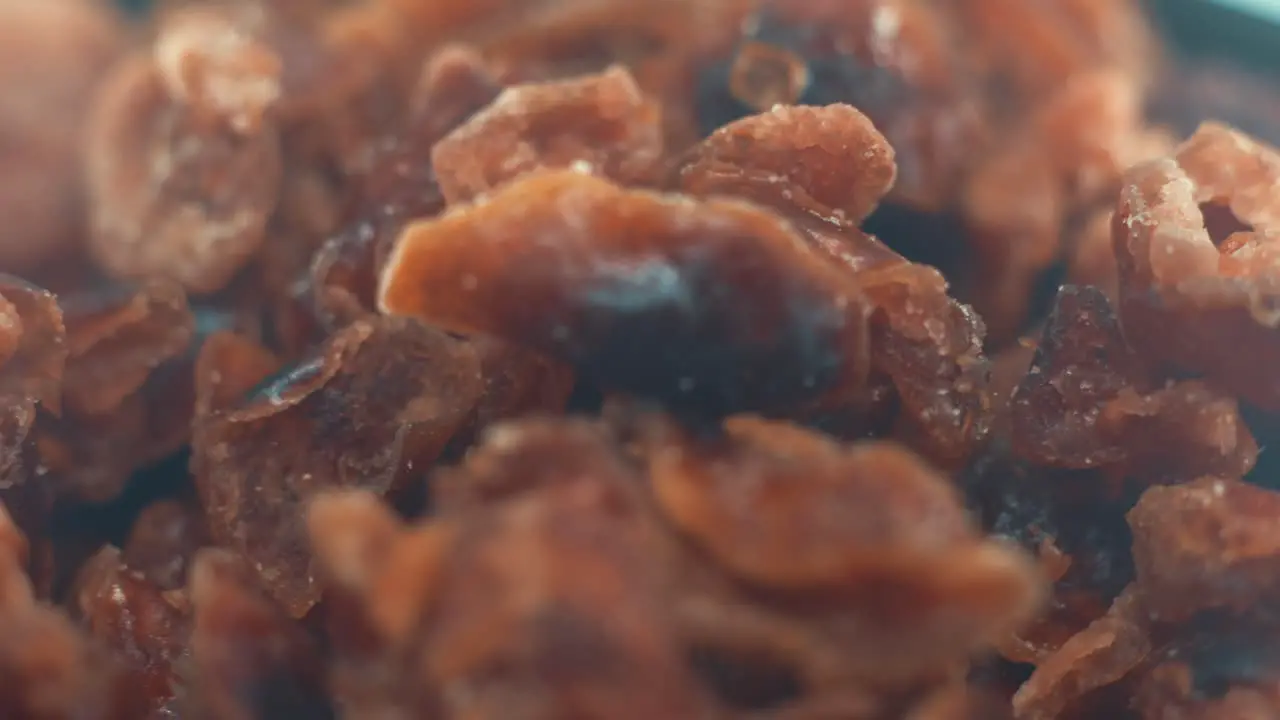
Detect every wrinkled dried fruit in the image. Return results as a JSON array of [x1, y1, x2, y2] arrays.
[[310, 468, 716, 719], [1012, 585, 1150, 720], [75, 546, 190, 718], [1011, 285, 1142, 467], [410, 480, 712, 719], [1012, 286, 1257, 482], [678, 103, 895, 226], [27, 280, 197, 503], [432, 66, 664, 204], [86, 50, 283, 293], [1128, 478, 1280, 622], [380, 169, 871, 419], [193, 319, 482, 616], [1031, 71, 1162, 202], [0, 275, 67, 411], [432, 476, 721, 717], [648, 415, 1042, 682], [858, 261, 990, 469], [1097, 381, 1257, 483], [650, 416, 970, 588], [1114, 123, 1280, 410], [60, 280, 193, 418], [679, 104, 988, 466]]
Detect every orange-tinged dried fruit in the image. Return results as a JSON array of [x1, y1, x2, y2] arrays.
[[420, 479, 715, 720], [647, 415, 1042, 684], [678, 104, 988, 466], [432, 66, 663, 204], [1114, 123, 1280, 410], [1012, 585, 1150, 720], [380, 169, 871, 419], [649, 417, 975, 589], [678, 103, 895, 226], [86, 52, 283, 294], [309, 475, 714, 719], [1128, 478, 1280, 622]]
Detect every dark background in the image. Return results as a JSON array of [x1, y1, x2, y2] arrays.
[[1151, 0, 1280, 67]]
